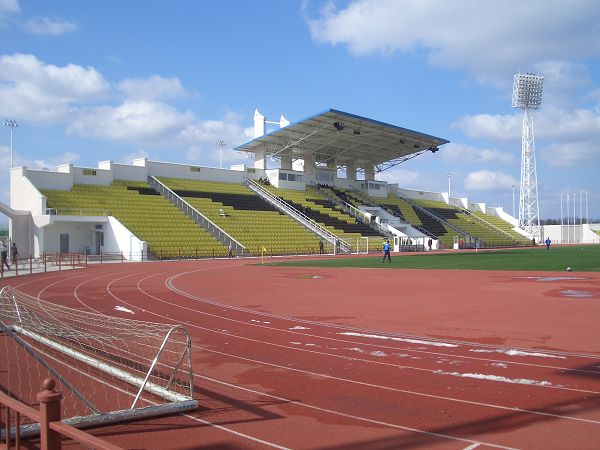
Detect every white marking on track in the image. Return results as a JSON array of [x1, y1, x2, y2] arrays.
[[463, 443, 481, 450], [339, 331, 458, 348], [114, 305, 134, 314], [469, 349, 565, 359], [435, 371, 553, 387]]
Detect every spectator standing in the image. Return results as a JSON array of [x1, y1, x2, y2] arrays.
[[11, 242, 18, 265], [545, 237, 551, 252], [1, 241, 9, 271]]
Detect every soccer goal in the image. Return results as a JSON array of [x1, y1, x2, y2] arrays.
[[355, 237, 369, 254], [0, 285, 197, 438]]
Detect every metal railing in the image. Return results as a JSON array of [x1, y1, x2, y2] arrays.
[[0, 378, 122, 450], [310, 183, 392, 237], [449, 201, 519, 243], [44, 207, 109, 216], [397, 194, 480, 244], [148, 176, 247, 256], [245, 178, 351, 253], [347, 185, 437, 239]]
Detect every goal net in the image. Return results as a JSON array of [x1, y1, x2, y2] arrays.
[[0, 285, 197, 438]]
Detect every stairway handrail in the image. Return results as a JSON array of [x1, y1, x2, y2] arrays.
[[397, 194, 481, 243], [448, 201, 518, 242], [245, 178, 351, 253], [149, 176, 247, 254], [310, 183, 391, 237], [347, 185, 437, 239]]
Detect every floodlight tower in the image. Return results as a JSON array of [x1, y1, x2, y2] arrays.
[[512, 73, 543, 239]]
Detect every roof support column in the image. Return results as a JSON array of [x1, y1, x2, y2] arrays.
[[254, 148, 267, 170], [346, 161, 356, 181], [365, 165, 375, 181], [303, 154, 316, 176], [280, 154, 292, 170]]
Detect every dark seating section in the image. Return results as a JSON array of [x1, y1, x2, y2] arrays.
[[287, 199, 382, 237]]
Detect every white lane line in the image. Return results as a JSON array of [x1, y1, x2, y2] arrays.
[[463, 443, 481, 450], [104, 274, 600, 426], [199, 374, 515, 450], [35, 346, 290, 450], [163, 267, 600, 372]]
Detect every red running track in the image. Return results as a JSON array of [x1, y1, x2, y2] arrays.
[[2, 257, 600, 449]]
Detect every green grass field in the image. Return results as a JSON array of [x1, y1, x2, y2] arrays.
[[267, 245, 600, 272]]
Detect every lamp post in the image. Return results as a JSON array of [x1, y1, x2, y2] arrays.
[[216, 140, 225, 169], [2, 119, 18, 168], [447, 173, 451, 200]]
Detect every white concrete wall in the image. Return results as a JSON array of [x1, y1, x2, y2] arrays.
[[397, 187, 445, 202], [42, 220, 99, 254], [542, 224, 600, 244], [105, 216, 147, 261], [99, 160, 148, 182], [18, 167, 73, 193], [73, 167, 113, 185]]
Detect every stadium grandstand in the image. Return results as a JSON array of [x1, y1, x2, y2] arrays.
[[6, 107, 594, 261]]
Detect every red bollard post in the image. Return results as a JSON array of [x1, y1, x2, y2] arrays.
[[37, 378, 63, 450]]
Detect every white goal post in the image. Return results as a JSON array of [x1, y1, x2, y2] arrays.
[[355, 237, 369, 254], [0, 285, 197, 438]]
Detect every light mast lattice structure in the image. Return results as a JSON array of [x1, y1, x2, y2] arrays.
[[512, 73, 543, 238]]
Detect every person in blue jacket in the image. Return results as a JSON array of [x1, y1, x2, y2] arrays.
[[382, 239, 391, 262], [545, 237, 551, 251]]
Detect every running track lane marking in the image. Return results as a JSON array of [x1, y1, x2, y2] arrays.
[[32, 345, 291, 450], [165, 266, 600, 363], [26, 267, 598, 447], [24, 270, 498, 449], [106, 272, 600, 425]]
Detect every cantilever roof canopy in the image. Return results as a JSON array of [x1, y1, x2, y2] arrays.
[[235, 109, 449, 173]]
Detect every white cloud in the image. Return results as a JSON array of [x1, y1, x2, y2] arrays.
[[0, 0, 19, 26], [67, 100, 195, 143], [28, 151, 80, 170], [23, 16, 77, 35], [0, 53, 110, 123], [464, 170, 517, 192], [453, 113, 521, 143], [440, 143, 515, 165], [307, 0, 600, 83], [67, 101, 250, 157], [118, 75, 187, 101], [120, 149, 159, 164], [542, 141, 599, 167]]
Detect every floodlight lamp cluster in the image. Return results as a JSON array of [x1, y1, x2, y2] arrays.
[[333, 121, 345, 131], [512, 73, 544, 110], [2, 119, 18, 128]]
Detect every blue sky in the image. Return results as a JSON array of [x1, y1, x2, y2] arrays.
[[1, 0, 599, 224]]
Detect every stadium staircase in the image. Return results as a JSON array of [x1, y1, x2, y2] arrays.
[[41, 181, 229, 258], [244, 178, 352, 253], [149, 176, 247, 255], [156, 177, 326, 255], [448, 200, 530, 245], [249, 180, 385, 253], [344, 186, 437, 241], [310, 183, 393, 239], [411, 198, 525, 247]]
